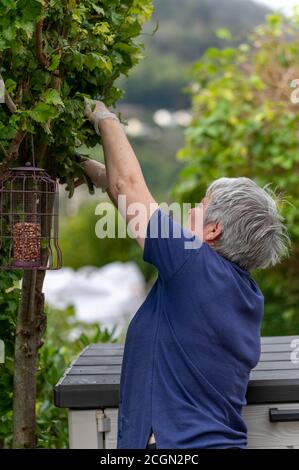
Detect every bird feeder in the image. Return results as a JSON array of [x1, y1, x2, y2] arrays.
[[0, 163, 62, 270]]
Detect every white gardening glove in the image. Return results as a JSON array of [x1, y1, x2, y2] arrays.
[[80, 158, 108, 192], [84, 97, 120, 136]]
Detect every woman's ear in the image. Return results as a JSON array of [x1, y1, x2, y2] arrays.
[[205, 222, 223, 242]]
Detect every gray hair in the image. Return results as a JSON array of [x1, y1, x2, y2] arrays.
[[203, 177, 291, 271]]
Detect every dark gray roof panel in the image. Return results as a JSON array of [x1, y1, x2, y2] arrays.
[[54, 336, 299, 409]]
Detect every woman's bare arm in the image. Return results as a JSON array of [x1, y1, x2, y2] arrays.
[[85, 101, 158, 248]]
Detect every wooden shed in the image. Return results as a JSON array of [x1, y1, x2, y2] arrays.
[[54, 336, 299, 449]]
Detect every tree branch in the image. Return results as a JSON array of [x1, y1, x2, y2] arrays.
[[9, 130, 26, 158], [35, 22, 49, 69], [0, 73, 26, 174], [34, 0, 49, 69], [0, 130, 27, 175], [0, 142, 8, 159]]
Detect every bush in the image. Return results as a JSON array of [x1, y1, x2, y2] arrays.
[[174, 12, 299, 336]]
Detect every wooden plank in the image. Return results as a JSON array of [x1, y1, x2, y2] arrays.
[[254, 361, 299, 371], [74, 358, 297, 371], [80, 349, 295, 360], [71, 363, 296, 376], [75, 356, 123, 366], [87, 344, 124, 349], [261, 343, 297, 353], [62, 374, 120, 385], [85, 338, 297, 348], [261, 336, 299, 344], [250, 369, 299, 379], [258, 352, 295, 361], [82, 349, 124, 357], [68, 365, 121, 375]]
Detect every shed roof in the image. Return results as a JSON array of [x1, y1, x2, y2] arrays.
[[54, 336, 299, 409]]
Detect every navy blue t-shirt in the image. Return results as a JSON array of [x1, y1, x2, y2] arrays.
[[117, 208, 264, 449]]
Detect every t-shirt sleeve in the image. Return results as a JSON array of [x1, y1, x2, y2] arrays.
[[143, 207, 203, 281]]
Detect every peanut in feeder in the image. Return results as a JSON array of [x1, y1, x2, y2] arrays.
[[0, 163, 62, 270]]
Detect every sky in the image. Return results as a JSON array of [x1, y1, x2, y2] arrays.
[[254, 0, 299, 14]]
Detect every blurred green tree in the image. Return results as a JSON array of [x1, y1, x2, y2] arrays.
[[174, 12, 299, 335], [119, 0, 271, 109]]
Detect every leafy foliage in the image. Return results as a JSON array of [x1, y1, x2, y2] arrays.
[[0, 0, 154, 190], [0, 267, 22, 449], [174, 12, 299, 335]]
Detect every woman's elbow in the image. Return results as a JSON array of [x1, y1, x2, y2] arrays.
[[110, 175, 139, 200]]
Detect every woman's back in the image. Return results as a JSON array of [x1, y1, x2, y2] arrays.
[[117, 209, 264, 449]]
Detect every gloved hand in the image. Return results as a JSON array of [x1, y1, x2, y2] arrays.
[[74, 155, 108, 192], [84, 97, 119, 136], [84, 98, 109, 126], [80, 157, 108, 192]]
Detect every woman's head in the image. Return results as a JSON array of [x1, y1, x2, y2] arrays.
[[188, 177, 291, 271]]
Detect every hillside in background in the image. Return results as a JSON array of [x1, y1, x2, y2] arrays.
[[117, 0, 271, 109]]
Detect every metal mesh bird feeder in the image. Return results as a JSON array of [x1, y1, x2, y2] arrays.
[[0, 163, 62, 270]]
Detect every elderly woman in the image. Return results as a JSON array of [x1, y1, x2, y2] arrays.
[[82, 100, 290, 450]]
